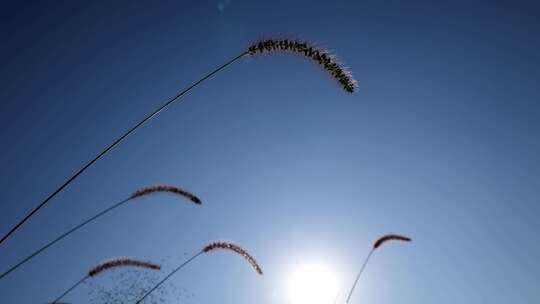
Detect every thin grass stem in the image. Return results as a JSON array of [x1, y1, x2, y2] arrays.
[[50, 275, 88, 304], [345, 249, 374, 303]]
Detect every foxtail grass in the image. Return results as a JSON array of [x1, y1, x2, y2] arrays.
[[50, 257, 160, 304], [135, 240, 262, 303], [346, 233, 411, 303], [0, 38, 356, 247], [0, 184, 199, 281]]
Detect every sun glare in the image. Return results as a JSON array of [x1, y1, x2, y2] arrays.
[[288, 264, 338, 304]]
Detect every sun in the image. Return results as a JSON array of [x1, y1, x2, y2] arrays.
[[288, 263, 339, 304]]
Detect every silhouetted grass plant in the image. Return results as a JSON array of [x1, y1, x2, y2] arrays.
[[0, 38, 356, 246], [346, 233, 411, 303], [135, 240, 262, 304], [0, 184, 200, 280], [1, 37, 358, 304]]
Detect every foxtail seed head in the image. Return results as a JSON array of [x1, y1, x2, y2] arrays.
[[88, 257, 161, 277], [203, 241, 263, 275], [373, 234, 411, 250], [247, 39, 357, 93], [130, 185, 202, 205]]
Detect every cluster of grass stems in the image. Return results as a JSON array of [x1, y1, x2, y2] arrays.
[[0, 38, 412, 304], [0, 185, 201, 281], [49, 240, 262, 304]]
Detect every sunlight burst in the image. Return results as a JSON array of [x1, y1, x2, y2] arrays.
[[288, 264, 338, 304]]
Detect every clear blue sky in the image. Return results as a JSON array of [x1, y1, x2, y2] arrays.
[[1, 0, 539, 303]]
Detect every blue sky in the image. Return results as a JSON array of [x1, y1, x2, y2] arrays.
[[0, 0, 539, 303]]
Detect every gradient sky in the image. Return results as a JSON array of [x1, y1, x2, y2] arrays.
[[1, 0, 539, 303]]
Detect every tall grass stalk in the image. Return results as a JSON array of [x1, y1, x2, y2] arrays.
[[0, 38, 356, 246], [345, 234, 411, 303]]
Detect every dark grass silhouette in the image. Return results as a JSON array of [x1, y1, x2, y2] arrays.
[[131, 185, 201, 204], [247, 39, 357, 93], [50, 257, 161, 304], [135, 240, 262, 304], [0, 185, 199, 280], [202, 241, 263, 275], [346, 234, 411, 303], [0, 38, 356, 246], [373, 234, 411, 250]]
